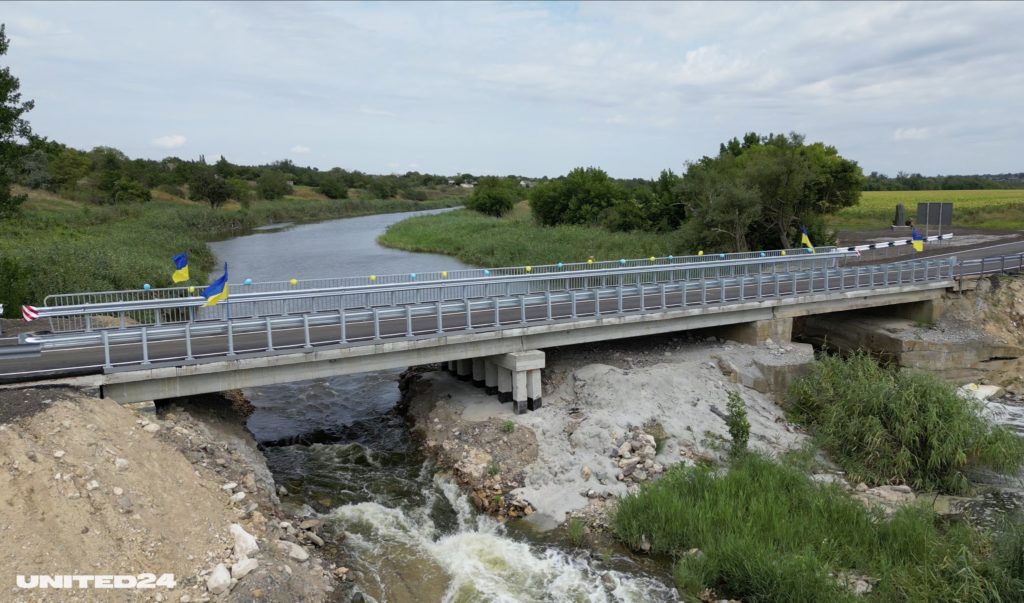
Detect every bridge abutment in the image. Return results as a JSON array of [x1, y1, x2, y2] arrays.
[[718, 317, 793, 345]]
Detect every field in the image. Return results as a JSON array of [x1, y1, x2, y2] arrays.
[[832, 189, 1024, 231], [0, 187, 459, 317]]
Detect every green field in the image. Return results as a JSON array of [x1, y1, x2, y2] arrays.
[[832, 189, 1024, 230], [0, 187, 459, 317]]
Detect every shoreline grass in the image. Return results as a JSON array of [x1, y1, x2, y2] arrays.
[[378, 207, 686, 267], [0, 192, 459, 317], [613, 454, 1024, 602]]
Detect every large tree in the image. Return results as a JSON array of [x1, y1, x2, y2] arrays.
[[0, 24, 35, 219]]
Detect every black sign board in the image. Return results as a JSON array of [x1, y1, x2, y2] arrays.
[[916, 202, 953, 226]]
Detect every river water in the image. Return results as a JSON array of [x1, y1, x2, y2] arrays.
[[209, 210, 677, 602]]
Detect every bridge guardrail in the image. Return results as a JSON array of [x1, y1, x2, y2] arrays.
[[37, 252, 850, 333], [23, 257, 956, 372]]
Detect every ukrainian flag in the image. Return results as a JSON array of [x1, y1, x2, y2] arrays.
[[912, 229, 924, 252], [171, 252, 190, 283], [202, 263, 229, 307], [800, 225, 815, 253]]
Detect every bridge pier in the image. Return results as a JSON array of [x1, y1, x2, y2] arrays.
[[718, 317, 792, 345], [472, 358, 485, 387], [456, 359, 473, 381], [497, 366, 513, 403], [489, 350, 545, 414], [484, 361, 498, 395]]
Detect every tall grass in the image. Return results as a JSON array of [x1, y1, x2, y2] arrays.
[[0, 194, 458, 316], [788, 353, 1024, 494], [832, 189, 1024, 230], [613, 454, 1024, 602], [378, 208, 687, 267]]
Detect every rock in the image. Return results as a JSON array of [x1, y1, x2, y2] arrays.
[[117, 495, 133, 513], [581, 465, 592, 481], [890, 484, 913, 494], [143, 423, 160, 433], [25, 450, 37, 462], [230, 523, 259, 558], [304, 531, 325, 547], [633, 470, 648, 481], [222, 482, 238, 491], [231, 557, 258, 580], [113, 487, 124, 496], [640, 445, 656, 459], [53, 450, 65, 459], [855, 482, 868, 493], [618, 442, 632, 458], [652, 463, 664, 473], [179, 596, 192, 603], [601, 572, 616, 589], [298, 519, 322, 531], [206, 564, 231, 594], [85, 480, 100, 491], [230, 491, 246, 503], [639, 534, 651, 553], [332, 566, 350, 581], [274, 539, 309, 562], [115, 458, 130, 471]]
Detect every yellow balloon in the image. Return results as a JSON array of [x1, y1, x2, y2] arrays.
[[289, 278, 298, 286], [370, 274, 377, 281], [441, 271, 448, 278], [188, 286, 196, 293], [781, 250, 787, 256], [525, 266, 532, 273], [587, 258, 593, 264], [649, 256, 656, 261], [698, 250, 704, 256]]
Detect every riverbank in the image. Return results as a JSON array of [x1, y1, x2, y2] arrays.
[[0, 387, 347, 602], [0, 191, 460, 317]]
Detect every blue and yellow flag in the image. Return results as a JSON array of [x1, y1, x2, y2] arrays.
[[171, 252, 190, 283], [800, 226, 815, 253], [911, 229, 924, 252], [202, 263, 229, 307]]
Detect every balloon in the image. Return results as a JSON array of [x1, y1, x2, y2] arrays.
[[698, 250, 704, 256], [441, 271, 448, 278], [720, 253, 726, 259], [410, 273, 417, 280], [619, 259, 626, 265], [289, 278, 298, 286], [370, 275, 377, 281], [525, 266, 532, 273], [668, 255, 674, 260], [759, 252, 766, 257], [587, 259, 593, 264], [781, 251, 787, 256], [244, 278, 253, 285], [557, 262, 563, 268], [483, 269, 490, 276], [143, 283, 151, 290], [649, 256, 656, 261], [188, 286, 196, 293]]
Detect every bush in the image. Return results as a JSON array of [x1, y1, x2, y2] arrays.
[[111, 177, 151, 204], [788, 353, 1024, 493], [528, 167, 624, 226], [613, 454, 1024, 602], [401, 188, 428, 202], [257, 171, 292, 200], [318, 175, 348, 200], [156, 183, 186, 198], [725, 392, 749, 455], [465, 177, 519, 217]]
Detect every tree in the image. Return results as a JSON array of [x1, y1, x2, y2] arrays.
[[257, 170, 292, 200], [466, 177, 520, 217], [19, 149, 51, 190], [190, 169, 230, 207], [318, 173, 348, 199], [0, 24, 35, 219], [679, 155, 760, 251], [111, 177, 151, 204], [529, 167, 624, 226], [50, 148, 91, 191]]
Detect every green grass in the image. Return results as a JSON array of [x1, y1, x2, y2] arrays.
[[567, 517, 586, 547], [788, 353, 1024, 494], [378, 205, 687, 267], [832, 189, 1024, 230], [613, 454, 1024, 602], [0, 192, 458, 317], [500, 420, 515, 433]]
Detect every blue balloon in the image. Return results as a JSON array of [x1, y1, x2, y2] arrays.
[[619, 259, 626, 265], [806, 248, 813, 253], [483, 269, 491, 276], [557, 262, 563, 268], [143, 283, 151, 290], [244, 278, 253, 285], [410, 273, 417, 280], [759, 252, 766, 257], [668, 255, 674, 260], [720, 253, 726, 259]]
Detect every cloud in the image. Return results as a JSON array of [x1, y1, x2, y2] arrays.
[[151, 134, 187, 149], [290, 145, 311, 154], [893, 128, 931, 141]]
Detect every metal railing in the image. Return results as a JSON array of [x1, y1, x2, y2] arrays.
[[37, 252, 847, 333], [23, 257, 957, 372]]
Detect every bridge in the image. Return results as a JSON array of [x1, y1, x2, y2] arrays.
[[1, 237, 1015, 413]]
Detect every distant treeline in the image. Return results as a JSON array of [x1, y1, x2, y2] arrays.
[[864, 171, 1024, 191]]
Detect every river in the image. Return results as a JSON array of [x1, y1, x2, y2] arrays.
[[209, 209, 677, 602]]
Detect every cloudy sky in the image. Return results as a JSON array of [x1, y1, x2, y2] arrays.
[[3, 1, 1022, 178]]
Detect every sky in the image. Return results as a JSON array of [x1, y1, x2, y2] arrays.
[[3, 1, 1023, 179]]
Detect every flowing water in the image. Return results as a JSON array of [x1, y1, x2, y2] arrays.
[[210, 210, 677, 602]]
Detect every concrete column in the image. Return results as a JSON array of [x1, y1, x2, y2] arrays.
[[718, 317, 792, 345], [456, 359, 473, 381], [497, 367, 513, 403], [484, 360, 498, 395], [472, 358, 485, 387], [446, 360, 457, 375], [512, 370, 528, 415], [526, 369, 542, 411]]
